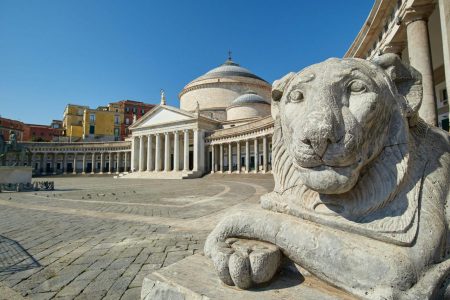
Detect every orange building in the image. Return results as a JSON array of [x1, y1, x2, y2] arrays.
[[108, 100, 155, 140], [0, 117, 25, 141], [23, 120, 63, 142]]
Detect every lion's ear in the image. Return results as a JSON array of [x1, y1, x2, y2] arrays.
[[271, 72, 295, 119], [371, 53, 422, 126]]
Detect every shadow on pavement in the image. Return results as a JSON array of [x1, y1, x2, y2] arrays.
[[0, 235, 40, 275]]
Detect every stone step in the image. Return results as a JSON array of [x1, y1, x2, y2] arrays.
[[141, 254, 355, 300]]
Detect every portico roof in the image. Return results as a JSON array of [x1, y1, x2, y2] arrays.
[[129, 105, 219, 131]]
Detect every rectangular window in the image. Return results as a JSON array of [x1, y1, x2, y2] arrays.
[[141, 109, 145, 114], [125, 118, 130, 125], [90, 114, 95, 123], [114, 128, 119, 137], [133, 107, 137, 113], [114, 115, 119, 125], [89, 125, 95, 134], [125, 107, 130, 113]]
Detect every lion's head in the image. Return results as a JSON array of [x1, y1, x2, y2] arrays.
[[271, 54, 422, 195]]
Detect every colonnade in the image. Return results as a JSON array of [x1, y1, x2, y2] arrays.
[[210, 135, 271, 174], [27, 151, 131, 175], [132, 129, 204, 173]]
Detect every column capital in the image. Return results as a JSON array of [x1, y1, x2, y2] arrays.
[[402, 4, 435, 25], [183, 129, 190, 133], [164, 132, 169, 136]]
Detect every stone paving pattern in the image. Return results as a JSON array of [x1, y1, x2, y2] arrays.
[[0, 175, 273, 300]]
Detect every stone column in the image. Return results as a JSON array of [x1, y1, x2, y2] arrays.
[[263, 136, 268, 173], [100, 152, 105, 174], [254, 138, 259, 173], [42, 152, 47, 175], [52, 153, 57, 175], [211, 144, 215, 173], [219, 143, 224, 173], [147, 135, 153, 172], [124, 152, 128, 172], [155, 133, 161, 171], [174, 131, 180, 171], [108, 152, 112, 174], [228, 143, 232, 174], [404, 4, 437, 126], [439, 0, 450, 113], [131, 137, 136, 172], [139, 136, 145, 172], [193, 129, 200, 172], [183, 130, 189, 171], [91, 153, 95, 174], [245, 140, 250, 174], [236, 141, 241, 174], [116, 152, 121, 174], [164, 132, 170, 172], [72, 153, 77, 174], [82, 153, 86, 174], [63, 153, 67, 174]]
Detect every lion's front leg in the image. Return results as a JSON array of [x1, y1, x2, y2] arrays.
[[205, 210, 284, 289]]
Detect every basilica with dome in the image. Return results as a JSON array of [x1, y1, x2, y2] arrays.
[[125, 56, 275, 179]]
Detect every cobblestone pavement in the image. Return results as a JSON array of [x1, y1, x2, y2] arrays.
[[0, 175, 274, 300]]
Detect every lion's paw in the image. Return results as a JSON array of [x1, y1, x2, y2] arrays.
[[211, 238, 281, 289]]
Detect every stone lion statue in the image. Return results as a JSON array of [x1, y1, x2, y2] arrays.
[[205, 54, 450, 299]]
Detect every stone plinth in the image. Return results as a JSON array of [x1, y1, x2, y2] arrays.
[[0, 166, 32, 184], [141, 254, 355, 300]]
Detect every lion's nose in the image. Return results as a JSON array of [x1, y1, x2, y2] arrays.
[[301, 136, 329, 157]]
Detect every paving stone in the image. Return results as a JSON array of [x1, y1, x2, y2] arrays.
[[120, 287, 141, 300], [107, 257, 134, 270], [103, 276, 134, 300]]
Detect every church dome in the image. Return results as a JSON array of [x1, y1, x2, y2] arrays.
[[191, 59, 267, 83], [231, 91, 269, 106], [179, 56, 271, 121]]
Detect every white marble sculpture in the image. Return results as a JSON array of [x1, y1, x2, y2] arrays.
[[205, 54, 450, 299]]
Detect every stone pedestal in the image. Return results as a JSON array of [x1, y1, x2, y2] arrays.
[[141, 254, 354, 300], [0, 166, 32, 184]]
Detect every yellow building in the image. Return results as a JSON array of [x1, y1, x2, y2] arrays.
[[63, 104, 87, 141], [82, 106, 123, 141], [63, 104, 123, 141]]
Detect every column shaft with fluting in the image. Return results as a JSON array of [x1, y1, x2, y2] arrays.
[[174, 131, 180, 171], [236, 142, 241, 174], [228, 143, 232, 174], [405, 6, 437, 125], [219, 144, 224, 173], [155, 134, 161, 171], [147, 135, 153, 172], [183, 130, 189, 171], [245, 140, 250, 173]]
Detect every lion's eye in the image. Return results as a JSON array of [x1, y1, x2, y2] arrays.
[[349, 80, 367, 94], [288, 90, 304, 103]]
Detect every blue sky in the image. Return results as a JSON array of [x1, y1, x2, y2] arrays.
[[0, 0, 373, 124]]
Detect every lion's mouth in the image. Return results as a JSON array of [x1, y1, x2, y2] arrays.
[[292, 146, 359, 169]]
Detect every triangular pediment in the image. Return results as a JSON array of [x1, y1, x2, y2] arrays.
[[131, 105, 195, 129]]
